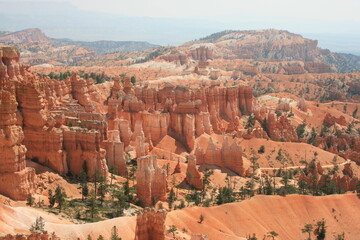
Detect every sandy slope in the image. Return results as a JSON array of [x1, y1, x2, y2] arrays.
[[240, 138, 347, 168], [1, 194, 360, 239], [167, 194, 360, 240]]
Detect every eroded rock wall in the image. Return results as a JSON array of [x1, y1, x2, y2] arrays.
[[136, 155, 167, 207], [0, 45, 36, 200], [134, 208, 167, 240]]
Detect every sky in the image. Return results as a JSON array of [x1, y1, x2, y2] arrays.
[[14, 0, 358, 21], [0, 0, 359, 54]]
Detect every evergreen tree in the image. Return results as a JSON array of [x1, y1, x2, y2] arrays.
[[26, 195, 35, 207], [246, 114, 256, 129], [167, 225, 177, 239], [130, 76, 136, 85], [87, 193, 98, 222], [97, 175, 108, 205], [112, 189, 129, 217], [168, 188, 176, 209], [247, 233, 258, 240], [110, 226, 121, 240], [216, 187, 235, 205], [302, 224, 313, 240], [258, 145, 265, 154], [249, 148, 259, 177], [48, 190, 56, 208], [55, 186, 67, 213], [352, 107, 358, 118], [267, 231, 279, 240], [29, 216, 45, 233], [198, 214, 204, 224], [201, 168, 214, 201], [307, 127, 317, 145], [314, 219, 326, 240], [296, 121, 307, 139], [79, 169, 89, 201]]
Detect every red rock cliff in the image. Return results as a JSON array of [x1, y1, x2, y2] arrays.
[[0, 45, 36, 200]]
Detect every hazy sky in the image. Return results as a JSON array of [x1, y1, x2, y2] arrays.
[[8, 0, 358, 21], [1, 0, 360, 53]]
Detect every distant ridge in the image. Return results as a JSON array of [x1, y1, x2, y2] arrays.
[[53, 39, 159, 54], [0, 28, 160, 54], [183, 29, 360, 73]]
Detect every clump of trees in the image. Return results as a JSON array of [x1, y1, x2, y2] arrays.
[[44, 71, 111, 84], [301, 219, 327, 240]]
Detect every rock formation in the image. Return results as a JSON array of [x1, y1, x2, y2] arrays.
[[195, 136, 244, 175], [0, 232, 57, 240], [299, 160, 359, 192], [190, 46, 213, 61], [107, 79, 253, 153], [323, 113, 347, 127], [0, 45, 36, 200], [266, 113, 298, 142], [134, 208, 167, 240], [297, 98, 307, 112], [136, 155, 167, 207], [0, 45, 110, 188], [186, 155, 203, 189], [173, 160, 181, 174]]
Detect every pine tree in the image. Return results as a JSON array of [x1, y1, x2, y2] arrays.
[[302, 224, 313, 240], [26, 195, 35, 207], [29, 216, 45, 233], [110, 226, 121, 240], [250, 148, 259, 177], [267, 231, 279, 240], [168, 188, 176, 209], [314, 219, 326, 240], [167, 225, 177, 238], [55, 186, 67, 213], [112, 189, 129, 217], [48, 190, 56, 208], [97, 175, 107, 205], [79, 169, 89, 201], [87, 193, 98, 222]]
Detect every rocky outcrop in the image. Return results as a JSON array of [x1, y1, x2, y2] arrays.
[[107, 77, 253, 153], [173, 160, 181, 174], [297, 98, 307, 112], [0, 45, 36, 200], [103, 130, 126, 176], [323, 113, 347, 127], [195, 136, 244, 175], [190, 234, 209, 240], [342, 163, 353, 178], [186, 155, 203, 189], [0, 28, 51, 44], [267, 113, 298, 142], [134, 208, 167, 240], [299, 160, 359, 192], [160, 54, 188, 65], [0, 45, 112, 181], [63, 127, 108, 177], [0, 232, 57, 240], [304, 62, 332, 73], [136, 155, 167, 207], [190, 46, 213, 61]]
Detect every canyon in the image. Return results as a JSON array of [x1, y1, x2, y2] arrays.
[[0, 26, 360, 240]]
